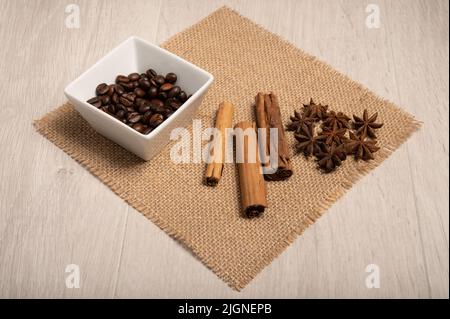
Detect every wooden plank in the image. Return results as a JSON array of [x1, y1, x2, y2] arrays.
[[383, 0, 449, 298]]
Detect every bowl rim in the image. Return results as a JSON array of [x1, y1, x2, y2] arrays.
[[64, 36, 214, 141]]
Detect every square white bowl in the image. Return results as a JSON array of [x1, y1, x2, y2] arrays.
[[64, 36, 214, 160]]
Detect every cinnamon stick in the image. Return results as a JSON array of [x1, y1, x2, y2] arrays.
[[204, 101, 234, 186], [235, 121, 267, 218], [255, 92, 270, 167], [254, 92, 293, 181]]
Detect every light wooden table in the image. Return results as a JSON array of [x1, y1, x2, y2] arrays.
[[0, 0, 448, 298]]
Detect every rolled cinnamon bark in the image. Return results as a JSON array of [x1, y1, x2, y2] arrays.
[[235, 121, 268, 218], [204, 101, 234, 186], [254, 92, 293, 181], [255, 92, 270, 167]]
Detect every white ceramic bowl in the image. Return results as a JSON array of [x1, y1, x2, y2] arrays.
[[64, 36, 214, 160]]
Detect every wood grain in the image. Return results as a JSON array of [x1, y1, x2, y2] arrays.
[[0, 0, 447, 298]]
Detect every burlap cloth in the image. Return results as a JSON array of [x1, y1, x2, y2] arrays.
[[34, 7, 421, 290]]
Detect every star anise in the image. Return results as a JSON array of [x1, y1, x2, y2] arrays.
[[286, 110, 315, 133], [352, 109, 384, 138], [315, 144, 347, 173], [345, 131, 380, 161], [318, 122, 348, 146], [302, 98, 328, 120], [294, 123, 326, 157], [322, 110, 351, 129]]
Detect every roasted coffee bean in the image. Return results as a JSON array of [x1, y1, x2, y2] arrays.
[[151, 105, 167, 114], [112, 93, 120, 104], [148, 86, 158, 98], [127, 112, 142, 124], [107, 85, 115, 96], [138, 78, 151, 89], [108, 104, 117, 113], [168, 86, 181, 98], [149, 78, 158, 87], [142, 100, 152, 108], [150, 98, 164, 108], [132, 81, 139, 88], [140, 73, 147, 78], [160, 83, 173, 91], [116, 75, 130, 83], [141, 101, 152, 110], [165, 72, 177, 84], [115, 84, 125, 95], [87, 96, 99, 104], [178, 91, 187, 102], [132, 123, 147, 133], [100, 106, 108, 112], [96, 83, 109, 95], [116, 109, 126, 119], [100, 95, 111, 105], [123, 93, 136, 102], [143, 127, 153, 135], [135, 98, 145, 107], [119, 96, 133, 107], [158, 91, 168, 100], [169, 100, 182, 110], [126, 106, 135, 113], [134, 88, 146, 97], [121, 82, 134, 90], [164, 98, 174, 107], [146, 69, 157, 78], [139, 104, 151, 114], [149, 113, 164, 127], [142, 110, 153, 124], [154, 75, 165, 86], [116, 103, 127, 112], [165, 111, 174, 119], [121, 118, 127, 124], [87, 97, 102, 108], [128, 73, 140, 81]]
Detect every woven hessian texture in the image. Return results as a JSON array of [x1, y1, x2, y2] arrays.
[[34, 7, 421, 290]]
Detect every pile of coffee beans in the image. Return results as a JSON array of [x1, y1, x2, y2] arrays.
[[86, 69, 191, 134]]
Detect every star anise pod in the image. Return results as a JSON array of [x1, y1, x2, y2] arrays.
[[294, 123, 326, 157], [352, 109, 384, 138], [302, 98, 328, 120], [318, 122, 348, 146], [315, 144, 347, 173], [322, 110, 351, 129], [286, 110, 315, 133], [345, 131, 380, 161]]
